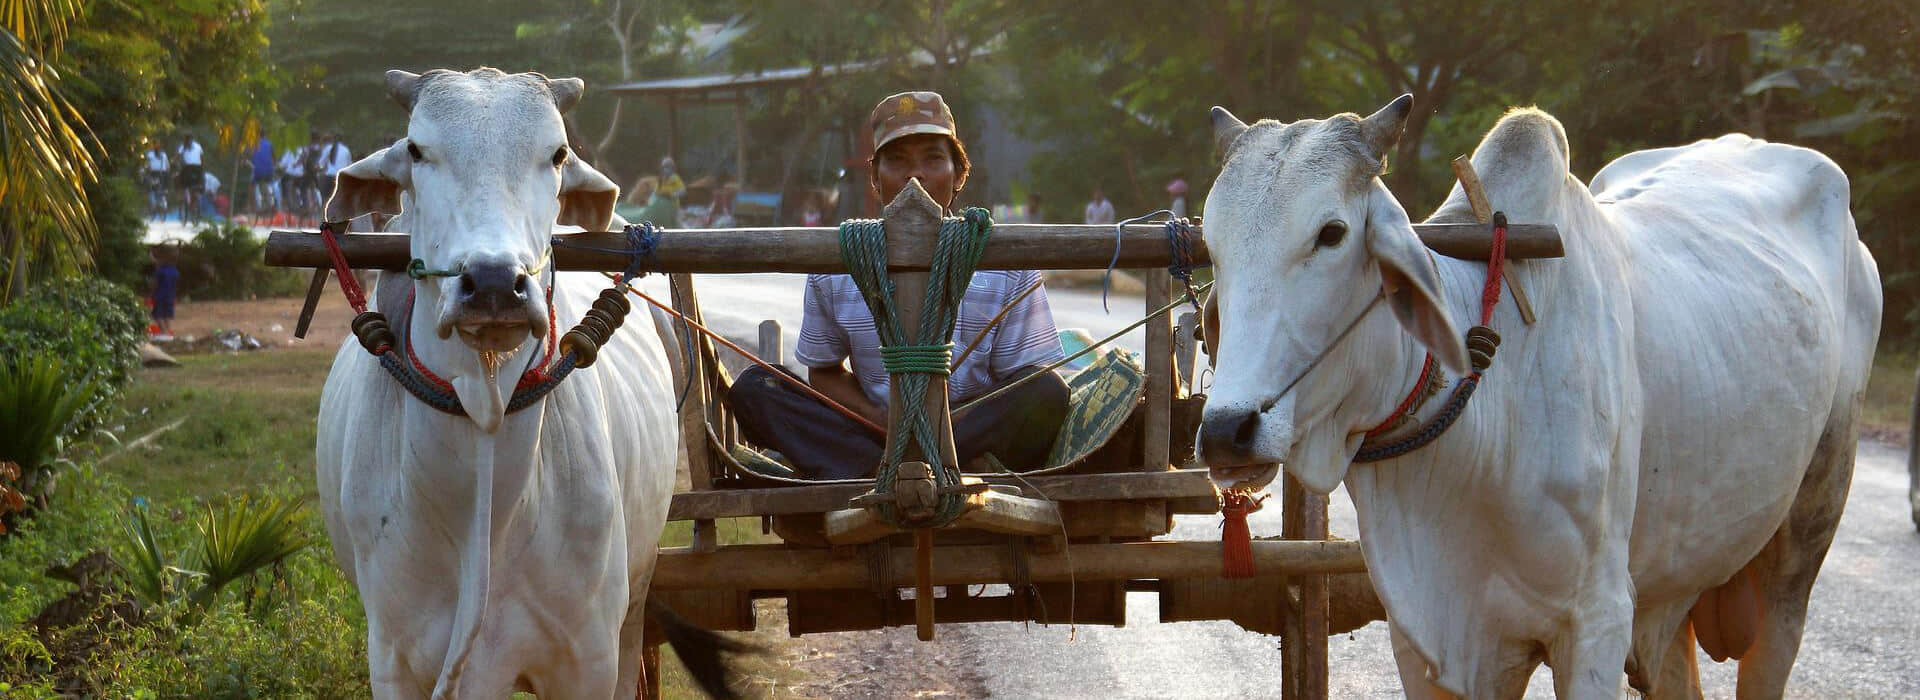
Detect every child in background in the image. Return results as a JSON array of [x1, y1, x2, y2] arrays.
[[149, 245, 180, 342]]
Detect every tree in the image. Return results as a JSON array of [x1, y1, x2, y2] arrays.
[[0, 0, 98, 303]]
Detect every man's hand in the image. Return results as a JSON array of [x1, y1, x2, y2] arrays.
[[808, 364, 887, 428]]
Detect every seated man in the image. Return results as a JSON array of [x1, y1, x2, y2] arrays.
[[727, 91, 1069, 480]]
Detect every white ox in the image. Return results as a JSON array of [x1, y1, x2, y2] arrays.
[[317, 68, 734, 698], [1198, 98, 1880, 698]]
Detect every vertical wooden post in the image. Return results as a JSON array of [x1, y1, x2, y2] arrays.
[[670, 273, 717, 552], [1280, 474, 1330, 700], [1141, 269, 1173, 471], [734, 90, 749, 190], [877, 181, 957, 641], [758, 319, 783, 368], [665, 96, 680, 167]]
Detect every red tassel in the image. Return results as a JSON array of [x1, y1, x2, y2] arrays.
[[1220, 490, 1267, 579]]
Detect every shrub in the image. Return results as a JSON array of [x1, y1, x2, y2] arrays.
[[178, 223, 306, 300], [87, 176, 152, 293], [0, 277, 144, 437], [0, 360, 98, 502]]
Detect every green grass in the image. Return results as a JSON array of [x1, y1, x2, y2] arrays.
[[105, 349, 331, 502]]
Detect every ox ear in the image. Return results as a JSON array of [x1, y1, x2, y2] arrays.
[[325, 142, 410, 223], [558, 157, 619, 231], [547, 77, 585, 114], [1211, 106, 1249, 156], [1364, 180, 1469, 375]]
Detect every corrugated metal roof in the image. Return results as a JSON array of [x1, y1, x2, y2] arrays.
[[605, 59, 884, 97]]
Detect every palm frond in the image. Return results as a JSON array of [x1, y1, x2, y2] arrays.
[[189, 495, 314, 608], [0, 26, 100, 300]]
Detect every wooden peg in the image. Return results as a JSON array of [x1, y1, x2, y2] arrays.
[[1451, 156, 1537, 324]]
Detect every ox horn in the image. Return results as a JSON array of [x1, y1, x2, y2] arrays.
[[1360, 94, 1414, 165], [1211, 106, 1249, 156], [546, 77, 585, 114], [386, 70, 423, 112]]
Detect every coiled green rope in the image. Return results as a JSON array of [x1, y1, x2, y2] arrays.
[[839, 207, 993, 527]]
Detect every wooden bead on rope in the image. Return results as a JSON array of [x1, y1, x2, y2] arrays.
[[578, 314, 613, 343], [595, 288, 631, 316], [1465, 326, 1501, 372], [350, 311, 395, 354], [560, 329, 601, 368]]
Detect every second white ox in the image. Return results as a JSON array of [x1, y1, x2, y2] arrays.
[[1198, 99, 1880, 698], [317, 68, 731, 698]]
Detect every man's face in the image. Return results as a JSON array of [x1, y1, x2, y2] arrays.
[[875, 134, 957, 209]]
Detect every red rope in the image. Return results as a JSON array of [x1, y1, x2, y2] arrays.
[[1480, 215, 1508, 326], [1219, 490, 1267, 579], [318, 222, 370, 314], [1364, 353, 1433, 439]]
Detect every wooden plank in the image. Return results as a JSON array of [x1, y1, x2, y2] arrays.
[[652, 539, 1366, 591], [1300, 491, 1331, 700], [1142, 269, 1173, 472], [668, 469, 1217, 520], [1452, 155, 1538, 324], [263, 222, 1564, 274], [670, 273, 718, 552]]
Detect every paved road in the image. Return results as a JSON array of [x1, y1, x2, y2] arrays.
[[670, 273, 1918, 698]]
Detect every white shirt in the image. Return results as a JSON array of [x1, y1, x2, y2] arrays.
[[1084, 198, 1115, 225], [797, 270, 1064, 406], [279, 149, 304, 176], [178, 141, 203, 166], [145, 150, 168, 172], [321, 142, 353, 176], [203, 172, 220, 192]]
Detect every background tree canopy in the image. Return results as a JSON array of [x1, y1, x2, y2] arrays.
[[9, 0, 1917, 338]]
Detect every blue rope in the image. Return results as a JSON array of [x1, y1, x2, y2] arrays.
[[1353, 374, 1481, 462], [550, 222, 660, 283], [1103, 210, 1174, 312], [1165, 217, 1205, 313]]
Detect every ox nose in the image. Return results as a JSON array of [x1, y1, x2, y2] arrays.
[[457, 261, 531, 316], [1198, 407, 1262, 467]]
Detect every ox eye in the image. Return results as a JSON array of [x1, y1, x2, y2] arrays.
[[551, 147, 568, 167], [1315, 221, 1347, 248], [406, 143, 423, 162]]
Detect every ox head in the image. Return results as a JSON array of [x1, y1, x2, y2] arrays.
[[1197, 96, 1468, 494], [326, 68, 618, 432]]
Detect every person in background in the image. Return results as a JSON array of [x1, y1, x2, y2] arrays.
[[250, 133, 276, 215], [149, 245, 180, 341], [1024, 192, 1044, 223], [1167, 177, 1189, 218], [278, 143, 306, 218], [726, 90, 1069, 480], [143, 141, 170, 215], [176, 134, 205, 221], [318, 132, 353, 204], [202, 170, 224, 219], [1084, 185, 1115, 225], [799, 193, 825, 227], [658, 157, 686, 204]]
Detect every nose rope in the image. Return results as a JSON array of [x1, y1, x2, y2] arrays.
[[1255, 292, 1387, 414]]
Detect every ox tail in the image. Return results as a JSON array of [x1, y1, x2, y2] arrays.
[[646, 600, 761, 700], [433, 442, 495, 698]]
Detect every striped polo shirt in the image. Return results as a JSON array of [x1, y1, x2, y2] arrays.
[[796, 270, 1065, 405]]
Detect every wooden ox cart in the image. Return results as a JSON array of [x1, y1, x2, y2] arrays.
[[265, 179, 1560, 699]]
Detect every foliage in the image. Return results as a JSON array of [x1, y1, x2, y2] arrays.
[[86, 175, 151, 292], [0, 277, 144, 435], [119, 495, 313, 612], [0, 2, 100, 303], [0, 358, 96, 500], [1, 467, 367, 696], [178, 222, 306, 300]]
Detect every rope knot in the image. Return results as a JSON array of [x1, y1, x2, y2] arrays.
[[879, 344, 954, 376]]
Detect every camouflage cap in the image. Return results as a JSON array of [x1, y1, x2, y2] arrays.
[[869, 91, 959, 153]]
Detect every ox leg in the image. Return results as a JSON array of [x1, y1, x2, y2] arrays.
[[1735, 425, 1854, 699], [1645, 622, 1703, 700], [1388, 627, 1463, 700]]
